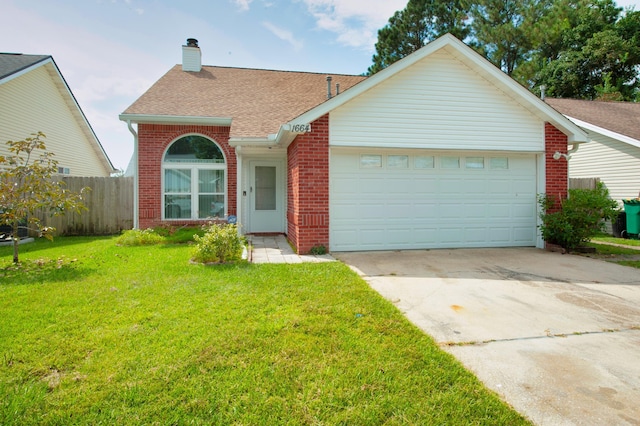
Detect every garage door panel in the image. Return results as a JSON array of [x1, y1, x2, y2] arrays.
[[489, 181, 511, 194], [489, 228, 512, 242], [514, 227, 536, 242], [330, 150, 538, 251], [488, 203, 511, 218], [512, 203, 536, 219]]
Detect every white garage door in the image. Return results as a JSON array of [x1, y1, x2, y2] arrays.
[[330, 149, 538, 251]]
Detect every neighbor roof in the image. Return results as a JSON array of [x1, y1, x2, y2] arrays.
[[0, 53, 50, 81], [546, 98, 640, 142], [121, 65, 366, 138]]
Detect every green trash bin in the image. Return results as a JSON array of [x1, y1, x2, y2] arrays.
[[622, 199, 640, 239]]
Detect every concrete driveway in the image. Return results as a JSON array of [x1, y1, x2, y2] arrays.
[[334, 248, 640, 426]]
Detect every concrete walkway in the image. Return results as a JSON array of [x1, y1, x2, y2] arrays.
[[248, 235, 334, 264]]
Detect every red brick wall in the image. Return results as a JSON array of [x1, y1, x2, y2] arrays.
[[544, 122, 569, 212], [287, 114, 330, 254], [137, 124, 235, 229]]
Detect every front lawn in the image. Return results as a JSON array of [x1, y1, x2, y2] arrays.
[[586, 237, 640, 269], [0, 237, 529, 425]]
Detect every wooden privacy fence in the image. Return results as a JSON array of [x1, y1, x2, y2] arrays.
[[569, 177, 600, 190], [37, 176, 134, 236]]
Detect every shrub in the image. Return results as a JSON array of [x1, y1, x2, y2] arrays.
[[152, 225, 204, 244], [115, 228, 166, 246], [538, 182, 619, 251], [309, 245, 327, 255], [191, 223, 244, 264]]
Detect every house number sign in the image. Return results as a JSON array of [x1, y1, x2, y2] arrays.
[[290, 123, 311, 133]]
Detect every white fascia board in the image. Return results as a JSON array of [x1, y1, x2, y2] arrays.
[[228, 137, 272, 147], [565, 116, 640, 149], [118, 114, 232, 127], [289, 33, 588, 144]]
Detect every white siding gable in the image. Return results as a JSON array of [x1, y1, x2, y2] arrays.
[[570, 131, 640, 202], [330, 47, 544, 152], [0, 64, 112, 176]]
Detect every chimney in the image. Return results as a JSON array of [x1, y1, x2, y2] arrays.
[[182, 38, 201, 72]]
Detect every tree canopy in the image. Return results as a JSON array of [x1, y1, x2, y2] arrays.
[[368, 0, 640, 101]]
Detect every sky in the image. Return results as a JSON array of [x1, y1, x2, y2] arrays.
[[2, 0, 638, 172]]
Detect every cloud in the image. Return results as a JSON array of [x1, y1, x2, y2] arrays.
[[301, 0, 408, 51], [262, 21, 304, 51], [232, 0, 253, 11]]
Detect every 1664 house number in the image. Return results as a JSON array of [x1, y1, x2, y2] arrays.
[[290, 123, 311, 133]]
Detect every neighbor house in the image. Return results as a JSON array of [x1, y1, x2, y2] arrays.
[[120, 35, 587, 254], [545, 98, 640, 203], [0, 53, 114, 176]]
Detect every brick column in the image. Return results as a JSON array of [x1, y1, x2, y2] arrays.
[[544, 122, 569, 213], [287, 114, 330, 254]]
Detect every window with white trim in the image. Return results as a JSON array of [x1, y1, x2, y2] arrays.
[[163, 135, 226, 220]]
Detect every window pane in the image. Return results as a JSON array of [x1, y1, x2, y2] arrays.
[[360, 154, 382, 168], [164, 136, 224, 163], [465, 157, 485, 169], [388, 155, 409, 168], [165, 195, 191, 218], [165, 169, 191, 193], [255, 166, 276, 211], [199, 194, 225, 218], [490, 157, 509, 169], [199, 169, 224, 193], [415, 156, 434, 169], [441, 156, 460, 169]]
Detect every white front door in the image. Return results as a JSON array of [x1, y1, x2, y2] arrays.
[[249, 160, 285, 233]]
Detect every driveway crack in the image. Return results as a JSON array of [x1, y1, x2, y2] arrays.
[[440, 325, 640, 347]]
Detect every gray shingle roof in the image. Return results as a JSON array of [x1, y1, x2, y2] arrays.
[[0, 53, 50, 81], [545, 98, 640, 142]]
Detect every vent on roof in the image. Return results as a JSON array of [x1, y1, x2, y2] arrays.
[[182, 38, 201, 72]]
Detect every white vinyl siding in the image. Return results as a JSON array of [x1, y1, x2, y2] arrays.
[[330, 48, 544, 152], [0, 64, 111, 176], [570, 132, 640, 203], [330, 148, 538, 251]]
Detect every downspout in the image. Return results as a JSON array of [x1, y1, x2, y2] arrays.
[[567, 143, 579, 156], [566, 142, 580, 197], [235, 146, 243, 235], [125, 120, 139, 229]]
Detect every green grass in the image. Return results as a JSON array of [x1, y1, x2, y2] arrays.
[[0, 237, 529, 425], [584, 238, 640, 269], [592, 236, 640, 247]]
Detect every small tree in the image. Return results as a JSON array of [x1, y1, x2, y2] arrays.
[[0, 132, 88, 263], [538, 181, 619, 251]]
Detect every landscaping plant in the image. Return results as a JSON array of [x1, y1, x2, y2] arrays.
[[538, 182, 619, 251], [115, 228, 166, 246], [0, 132, 88, 263], [191, 223, 244, 264]]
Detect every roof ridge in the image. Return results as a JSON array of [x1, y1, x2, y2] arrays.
[[173, 63, 365, 77]]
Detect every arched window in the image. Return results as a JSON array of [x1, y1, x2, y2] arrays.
[[162, 135, 226, 220]]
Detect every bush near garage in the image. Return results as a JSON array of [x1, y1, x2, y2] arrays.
[[538, 182, 619, 251]]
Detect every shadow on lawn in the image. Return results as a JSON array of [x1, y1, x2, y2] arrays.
[[0, 235, 115, 258], [0, 258, 94, 285]]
